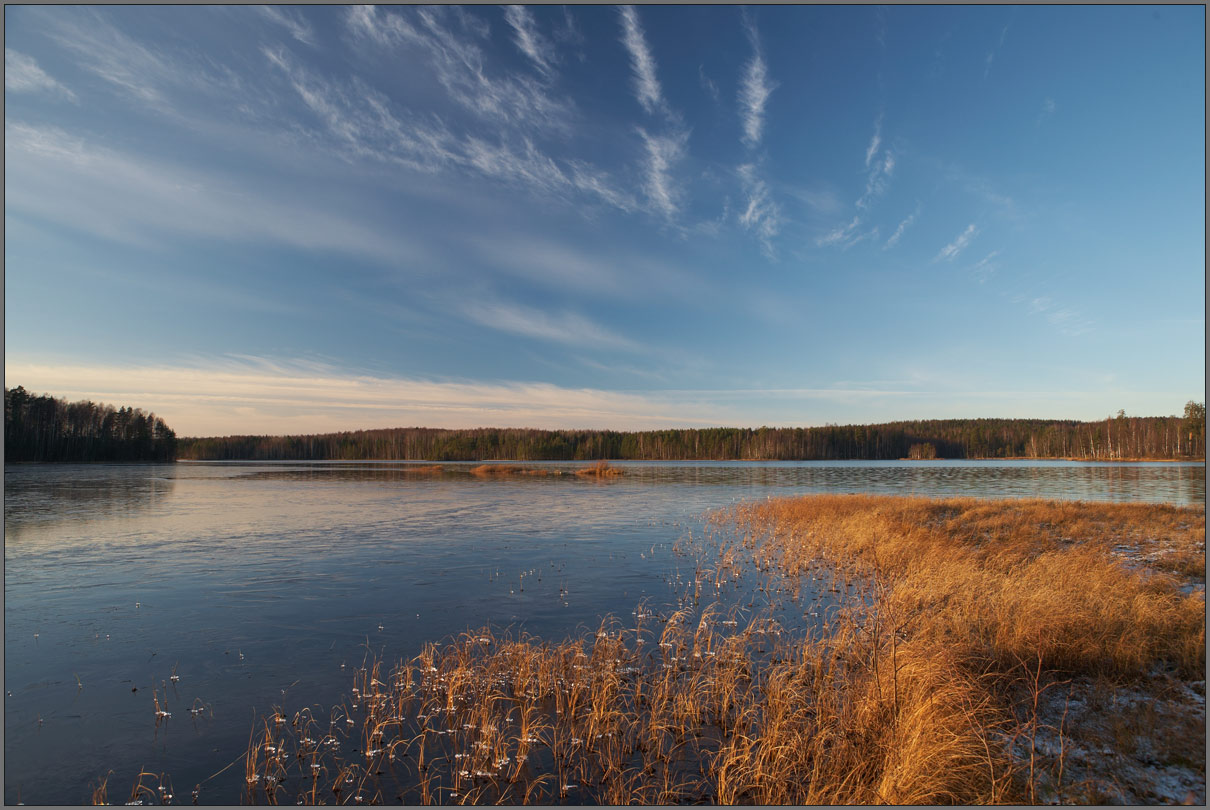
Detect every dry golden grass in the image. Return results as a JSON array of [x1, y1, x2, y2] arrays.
[[469, 464, 557, 477], [574, 460, 624, 478], [722, 495, 1205, 680], [98, 495, 1204, 805]]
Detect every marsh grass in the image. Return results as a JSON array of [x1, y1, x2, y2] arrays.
[[469, 465, 558, 477], [100, 495, 1203, 804], [574, 461, 624, 478]]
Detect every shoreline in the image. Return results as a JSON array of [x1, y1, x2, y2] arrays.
[[172, 456, 1207, 464], [93, 494, 1205, 805]]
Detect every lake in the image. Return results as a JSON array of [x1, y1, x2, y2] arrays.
[[4, 459, 1204, 804]]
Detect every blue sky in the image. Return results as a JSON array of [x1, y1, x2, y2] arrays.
[[5, 5, 1205, 435]]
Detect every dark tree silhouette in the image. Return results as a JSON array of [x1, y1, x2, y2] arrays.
[[176, 408, 1204, 462], [5, 387, 177, 462]]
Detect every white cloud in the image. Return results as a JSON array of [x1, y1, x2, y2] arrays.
[[263, 45, 457, 172], [864, 116, 882, 168], [1024, 296, 1093, 336], [971, 250, 999, 282], [699, 64, 719, 103], [618, 5, 665, 116], [738, 20, 776, 148], [935, 223, 978, 261], [788, 186, 843, 215], [462, 301, 642, 352], [4, 49, 76, 100], [463, 136, 639, 214], [856, 148, 894, 210], [464, 234, 707, 300], [883, 205, 919, 249], [44, 9, 180, 106], [554, 7, 585, 50], [258, 5, 317, 46], [464, 136, 570, 195], [816, 215, 862, 247], [637, 128, 688, 219], [264, 45, 633, 215], [346, 5, 572, 134], [504, 5, 557, 76], [737, 164, 782, 256], [5, 357, 745, 434], [4, 121, 422, 263], [1029, 296, 1053, 314], [850, 117, 897, 212], [984, 24, 1009, 79]]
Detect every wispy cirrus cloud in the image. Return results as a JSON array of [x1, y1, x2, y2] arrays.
[[936, 223, 978, 261], [467, 233, 703, 301], [618, 5, 666, 116], [462, 301, 642, 352], [699, 65, 719, 103], [984, 24, 1009, 79], [616, 7, 692, 222], [552, 7, 585, 59], [738, 17, 776, 148], [818, 117, 895, 249], [464, 136, 633, 212], [346, 5, 679, 224], [733, 16, 780, 255], [864, 115, 882, 168], [264, 44, 634, 214], [258, 5, 317, 47], [37, 7, 248, 113], [856, 126, 894, 210], [883, 204, 919, 249], [4, 121, 423, 263], [5, 48, 77, 100], [971, 250, 999, 282], [637, 128, 688, 219], [346, 5, 571, 134], [3, 356, 740, 435], [504, 5, 557, 77], [788, 186, 843, 216], [263, 45, 458, 172], [1025, 296, 1093, 336], [816, 215, 873, 249], [737, 164, 781, 256]]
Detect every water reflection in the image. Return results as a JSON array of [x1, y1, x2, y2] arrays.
[[219, 459, 1205, 506], [3, 464, 176, 541], [3, 459, 1204, 804]]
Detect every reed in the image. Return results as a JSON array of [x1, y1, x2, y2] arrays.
[[574, 460, 623, 478], [99, 495, 1203, 805], [469, 464, 557, 477]]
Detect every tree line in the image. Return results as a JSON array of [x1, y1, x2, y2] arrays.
[[5, 386, 177, 462], [178, 403, 1205, 462]]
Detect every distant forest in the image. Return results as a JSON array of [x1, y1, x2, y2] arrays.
[[179, 403, 1205, 462], [4, 386, 178, 462]]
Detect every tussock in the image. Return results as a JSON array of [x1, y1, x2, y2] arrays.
[[469, 464, 556, 477], [575, 461, 624, 478]]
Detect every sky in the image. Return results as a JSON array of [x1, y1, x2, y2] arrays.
[[4, 5, 1205, 436]]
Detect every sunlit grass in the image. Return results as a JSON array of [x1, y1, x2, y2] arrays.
[[574, 460, 624, 478], [469, 464, 558, 477], [97, 495, 1204, 805]]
